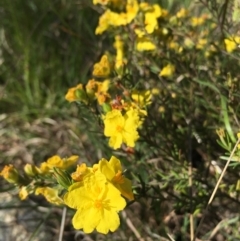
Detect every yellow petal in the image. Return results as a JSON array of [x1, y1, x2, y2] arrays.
[[36, 187, 63, 205], [96, 209, 120, 234], [99, 158, 116, 180], [109, 156, 122, 173], [136, 38, 156, 51], [19, 186, 29, 200], [93, 55, 111, 77], [109, 134, 123, 149], [159, 64, 175, 77]]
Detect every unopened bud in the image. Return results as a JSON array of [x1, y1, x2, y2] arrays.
[[53, 167, 72, 189], [75, 89, 88, 104], [102, 103, 112, 113], [24, 164, 41, 177]]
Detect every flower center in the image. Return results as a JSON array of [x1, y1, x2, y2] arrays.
[[116, 125, 123, 132], [94, 199, 103, 210]]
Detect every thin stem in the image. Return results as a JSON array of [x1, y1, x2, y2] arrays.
[[193, 137, 240, 240], [122, 210, 145, 241], [58, 207, 67, 241]]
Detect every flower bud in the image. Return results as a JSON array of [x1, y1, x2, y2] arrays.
[[102, 102, 112, 113], [75, 89, 88, 104], [24, 164, 41, 177], [53, 167, 72, 189]]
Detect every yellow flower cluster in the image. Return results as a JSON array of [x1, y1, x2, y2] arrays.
[[64, 156, 133, 234], [1, 155, 78, 203], [65, 55, 111, 105], [40, 155, 79, 173], [135, 3, 167, 51], [1, 155, 133, 234], [102, 88, 152, 149], [95, 0, 139, 35], [95, 0, 169, 52], [65, 54, 153, 149]]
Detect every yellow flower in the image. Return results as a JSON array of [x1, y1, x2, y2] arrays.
[[152, 88, 160, 95], [93, 0, 122, 5], [96, 80, 110, 105], [114, 35, 125, 69], [136, 37, 156, 51], [176, 8, 188, 18], [128, 90, 152, 116], [93, 55, 111, 78], [139, 2, 151, 11], [86, 79, 110, 105], [103, 109, 139, 149], [0, 164, 19, 184], [96, 10, 127, 34], [124, 0, 139, 24], [64, 173, 126, 234], [95, 10, 118, 34], [131, 90, 152, 107], [85, 79, 98, 100], [93, 0, 109, 5], [36, 187, 63, 205], [98, 79, 110, 93], [144, 4, 162, 34], [168, 40, 183, 53], [158, 106, 165, 113], [125, 108, 143, 127], [169, 41, 179, 50], [134, 28, 145, 38], [95, 10, 111, 34], [159, 64, 175, 77], [191, 16, 205, 27], [99, 156, 134, 200], [95, 0, 138, 34], [196, 38, 207, 49], [71, 163, 93, 182], [19, 186, 29, 200], [224, 36, 240, 53], [65, 84, 88, 103], [40, 155, 78, 173], [184, 37, 194, 49]]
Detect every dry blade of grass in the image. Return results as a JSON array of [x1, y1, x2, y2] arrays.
[[121, 210, 145, 241], [193, 137, 240, 240], [58, 207, 67, 241]]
